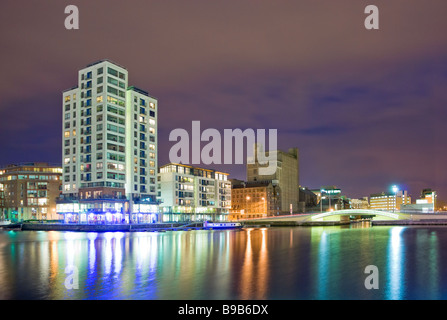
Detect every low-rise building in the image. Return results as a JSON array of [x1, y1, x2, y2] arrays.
[[157, 163, 231, 222], [0, 163, 62, 221], [229, 179, 280, 220], [369, 190, 411, 211], [350, 197, 370, 209], [401, 188, 437, 213]]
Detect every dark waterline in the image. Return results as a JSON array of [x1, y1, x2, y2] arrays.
[[0, 224, 445, 300]]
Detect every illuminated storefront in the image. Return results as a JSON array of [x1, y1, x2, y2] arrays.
[[56, 199, 160, 224]]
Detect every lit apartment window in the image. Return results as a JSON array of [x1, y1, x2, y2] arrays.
[[64, 131, 70, 138]]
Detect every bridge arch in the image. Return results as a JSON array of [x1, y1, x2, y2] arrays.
[[309, 209, 404, 221]]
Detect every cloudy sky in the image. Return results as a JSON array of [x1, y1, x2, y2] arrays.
[[1, 1, 447, 200]]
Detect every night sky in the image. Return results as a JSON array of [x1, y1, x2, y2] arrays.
[[1, 1, 447, 201]]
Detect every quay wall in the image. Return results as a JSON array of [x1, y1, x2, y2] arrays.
[[20, 223, 188, 232]]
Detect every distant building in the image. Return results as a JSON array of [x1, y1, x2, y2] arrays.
[[229, 179, 280, 220], [350, 197, 370, 209], [401, 188, 437, 213], [298, 187, 318, 212], [0, 163, 62, 221], [420, 188, 437, 206], [158, 163, 231, 222], [247, 147, 299, 214], [369, 190, 411, 211], [311, 186, 348, 211]]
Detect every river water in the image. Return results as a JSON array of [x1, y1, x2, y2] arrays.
[[0, 223, 445, 300]]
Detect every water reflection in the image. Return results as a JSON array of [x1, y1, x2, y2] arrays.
[[1, 226, 447, 299], [239, 228, 269, 299], [386, 227, 405, 300], [317, 229, 329, 299]]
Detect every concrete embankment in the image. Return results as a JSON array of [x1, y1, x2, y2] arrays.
[[14, 223, 200, 232], [241, 220, 351, 227], [372, 219, 447, 226]]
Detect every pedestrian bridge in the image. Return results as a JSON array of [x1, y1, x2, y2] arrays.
[[308, 209, 406, 222]]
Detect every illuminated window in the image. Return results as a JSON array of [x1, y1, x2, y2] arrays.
[[65, 96, 71, 102], [64, 131, 70, 138]]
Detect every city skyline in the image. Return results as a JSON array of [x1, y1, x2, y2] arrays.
[[1, 1, 447, 200]]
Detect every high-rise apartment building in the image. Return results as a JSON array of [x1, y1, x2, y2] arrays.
[[247, 147, 299, 214], [158, 163, 231, 222], [0, 163, 62, 221], [57, 60, 159, 223]]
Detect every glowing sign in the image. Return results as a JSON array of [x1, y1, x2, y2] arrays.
[[321, 189, 341, 195]]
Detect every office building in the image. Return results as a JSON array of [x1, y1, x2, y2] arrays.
[[0, 163, 62, 221], [369, 190, 411, 211], [158, 163, 231, 222], [401, 188, 437, 213], [311, 186, 349, 211], [57, 60, 159, 223], [247, 147, 299, 214]]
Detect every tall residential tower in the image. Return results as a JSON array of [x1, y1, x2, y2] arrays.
[[58, 60, 159, 223]]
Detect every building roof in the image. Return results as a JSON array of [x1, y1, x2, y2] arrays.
[[127, 86, 158, 100], [231, 180, 274, 189], [86, 59, 128, 70]]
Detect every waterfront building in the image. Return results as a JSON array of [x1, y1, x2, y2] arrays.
[[229, 179, 280, 220], [0, 163, 62, 221], [57, 60, 159, 223], [247, 147, 299, 214], [157, 163, 231, 222], [369, 190, 411, 211]]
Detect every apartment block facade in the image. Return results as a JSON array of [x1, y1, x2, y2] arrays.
[[0, 163, 62, 221], [158, 163, 231, 222], [58, 60, 159, 223]]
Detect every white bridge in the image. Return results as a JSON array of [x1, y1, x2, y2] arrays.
[[308, 209, 404, 221]]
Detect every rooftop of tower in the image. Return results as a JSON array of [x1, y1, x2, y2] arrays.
[[86, 59, 128, 70]]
